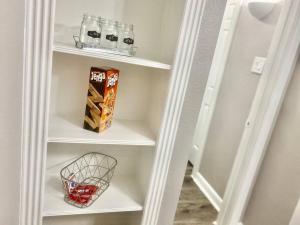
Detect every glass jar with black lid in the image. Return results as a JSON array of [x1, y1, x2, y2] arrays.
[[117, 23, 134, 54], [79, 14, 101, 48], [100, 19, 118, 49]]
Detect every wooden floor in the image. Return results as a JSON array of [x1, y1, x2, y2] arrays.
[[174, 164, 217, 225]]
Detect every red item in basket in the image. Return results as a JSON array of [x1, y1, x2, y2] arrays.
[[68, 184, 98, 205]]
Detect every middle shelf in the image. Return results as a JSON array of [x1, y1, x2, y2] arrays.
[[48, 115, 156, 146]]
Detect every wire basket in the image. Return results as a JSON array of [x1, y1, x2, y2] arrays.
[[60, 152, 117, 208]]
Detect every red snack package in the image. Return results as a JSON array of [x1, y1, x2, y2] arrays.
[[69, 193, 91, 204], [76, 184, 98, 195], [64, 173, 77, 193], [68, 193, 90, 204], [68, 184, 98, 205]]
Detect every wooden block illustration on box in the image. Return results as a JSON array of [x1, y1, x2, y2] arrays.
[[84, 67, 119, 133]]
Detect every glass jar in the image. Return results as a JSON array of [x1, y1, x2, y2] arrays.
[[117, 23, 134, 54], [79, 14, 101, 48], [100, 19, 118, 49]]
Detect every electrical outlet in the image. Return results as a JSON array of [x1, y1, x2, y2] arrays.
[[251, 56, 266, 75]]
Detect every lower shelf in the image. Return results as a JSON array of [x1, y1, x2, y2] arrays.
[[43, 173, 144, 217]]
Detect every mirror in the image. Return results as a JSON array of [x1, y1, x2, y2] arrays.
[[174, 0, 283, 224]]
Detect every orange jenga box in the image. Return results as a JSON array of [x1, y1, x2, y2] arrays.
[[84, 67, 119, 133]]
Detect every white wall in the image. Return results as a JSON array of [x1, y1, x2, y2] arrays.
[[198, 1, 281, 197], [156, 1, 227, 224], [0, 0, 24, 224], [242, 55, 300, 225]]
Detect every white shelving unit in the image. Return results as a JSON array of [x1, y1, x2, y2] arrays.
[[20, 0, 204, 224], [42, 0, 183, 220]]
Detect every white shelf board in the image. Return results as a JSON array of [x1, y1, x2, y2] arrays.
[[48, 115, 156, 146], [43, 173, 143, 217], [53, 43, 171, 70]]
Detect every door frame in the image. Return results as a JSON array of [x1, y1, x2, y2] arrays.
[[217, 0, 300, 224]]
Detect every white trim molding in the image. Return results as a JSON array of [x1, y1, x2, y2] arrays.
[[213, 222, 243, 225], [141, 0, 207, 225], [217, 0, 300, 225], [192, 0, 242, 178], [19, 0, 55, 225], [192, 172, 222, 211]]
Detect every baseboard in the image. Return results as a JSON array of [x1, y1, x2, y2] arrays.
[[213, 221, 243, 225], [191, 172, 222, 211]]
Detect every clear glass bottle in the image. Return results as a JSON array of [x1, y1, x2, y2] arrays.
[[79, 14, 101, 48], [100, 19, 118, 49], [117, 23, 134, 54]]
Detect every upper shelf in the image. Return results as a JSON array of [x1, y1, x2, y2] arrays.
[[48, 115, 156, 146], [53, 43, 171, 70]]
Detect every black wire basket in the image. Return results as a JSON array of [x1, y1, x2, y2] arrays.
[[60, 152, 117, 208]]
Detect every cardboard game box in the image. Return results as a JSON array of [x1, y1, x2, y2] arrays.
[[83, 67, 119, 133]]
